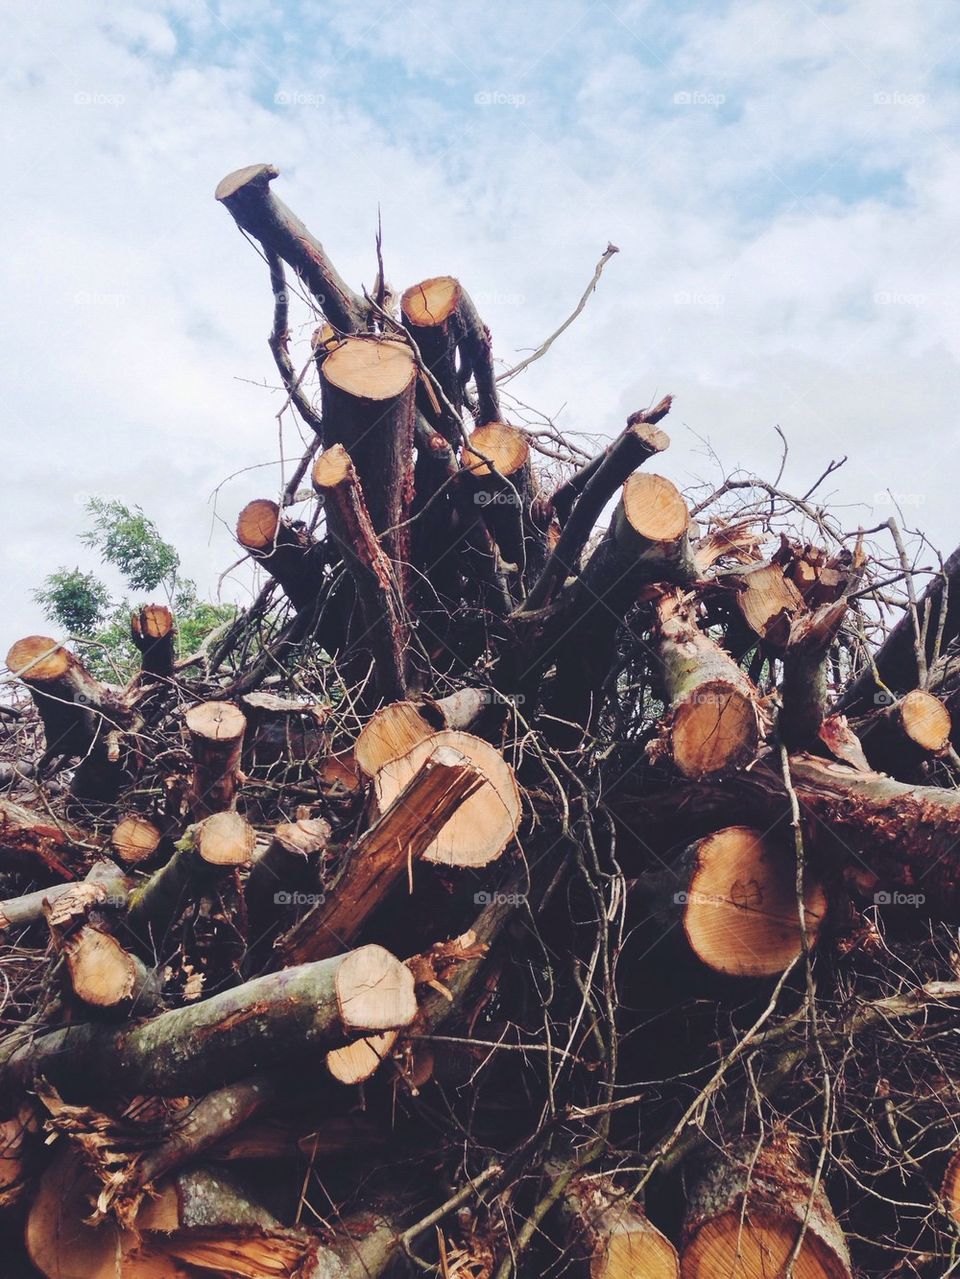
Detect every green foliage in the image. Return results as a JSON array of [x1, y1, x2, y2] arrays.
[[34, 499, 235, 681], [79, 498, 181, 595], [33, 568, 111, 636]]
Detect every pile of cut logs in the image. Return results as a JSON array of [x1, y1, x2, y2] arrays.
[[3, 164, 960, 1277]]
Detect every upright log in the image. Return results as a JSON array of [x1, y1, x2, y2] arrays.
[[312, 444, 409, 700], [185, 701, 246, 818], [462, 422, 544, 581], [235, 499, 323, 613], [779, 599, 848, 751], [681, 1132, 852, 1279], [130, 605, 176, 679], [400, 275, 466, 432], [319, 336, 417, 572]]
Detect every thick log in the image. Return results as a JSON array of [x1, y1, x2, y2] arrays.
[[278, 744, 484, 964], [312, 444, 409, 700], [185, 701, 246, 818], [319, 336, 417, 571], [130, 605, 175, 679], [61, 925, 163, 1016], [558, 1174, 678, 1278], [462, 422, 544, 581], [779, 599, 848, 751], [521, 412, 671, 617], [215, 163, 367, 332], [681, 1132, 852, 1279], [127, 810, 255, 938], [374, 730, 520, 868], [1, 944, 417, 1098], [244, 816, 331, 952], [0, 860, 126, 933], [235, 499, 323, 613], [6, 636, 135, 797], [652, 595, 766, 779], [639, 826, 826, 978], [111, 814, 163, 867], [855, 686, 951, 778]]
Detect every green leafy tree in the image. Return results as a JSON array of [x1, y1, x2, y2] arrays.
[[35, 499, 234, 680]]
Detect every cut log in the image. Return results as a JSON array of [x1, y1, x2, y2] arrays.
[[215, 163, 367, 332], [0, 798, 91, 882], [680, 1132, 852, 1279], [3, 944, 417, 1098], [6, 636, 135, 797], [645, 826, 826, 978], [327, 1030, 399, 1084], [319, 336, 417, 571], [278, 744, 484, 964], [462, 422, 542, 578], [400, 274, 465, 432], [244, 816, 331, 954], [111, 814, 163, 867], [653, 596, 766, 779], [0, 860, 126, 933], [521, 413, 672, 618], [855, 687, 951, 778], [312, 444, 410, 700], [130, 605, 175, 679], [374, 730, 520, 868], [355, 700, 437, 776], [779, 600, 848, 751], [127, 810, 255, 938], [185, 700, 247, 818], [559, 1174, 679, 1278], [62, 925, 163, 1015], [941, 1148, 960, 1225], [235, 499, 323, 613], [733, 560, 805, 649]]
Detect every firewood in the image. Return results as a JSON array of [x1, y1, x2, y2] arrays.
[[111, 814, 163, 866], [235, 499, 322, 612], [130, 605, 175, 679], [373, 730, 520, 868], [2, 944, 417, 1098], [278, 744, 485, 963], [652, 595, 766, 779], [641, 826, 826, 978], [185, 700, 247, 818], [680, 1132, 852, 1279], [558, 1173, 679, 1278], [61, 925, 163, 1016], [855, 686, 952, 777]]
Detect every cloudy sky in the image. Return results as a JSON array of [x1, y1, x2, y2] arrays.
[[2, 0, 959, 653]]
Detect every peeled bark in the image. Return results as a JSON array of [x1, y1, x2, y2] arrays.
[[2, 944, 417, 1098], [639, 826, 826, 978], [652, 595, 766, 779], [319, 336, 417, 572], [558, 1174, 678, 1279], [681, 1132, 852, 1279], [215, 163, 367, 332], [235, 499, 323, 613], [185, 701, 246, 818], [130, 605, 175, 679], [312, 444, 409, 700], [278, 744, 484, 964]]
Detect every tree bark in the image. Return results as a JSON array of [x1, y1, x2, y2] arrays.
[[779, 599, 848, 751], [854, 686, 951, 778], [130, 605, 176, 679], [215, 163, 368, 332], [2, 944, 417, 1099]]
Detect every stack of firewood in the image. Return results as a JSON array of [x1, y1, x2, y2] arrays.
[[3, 163, 960, 1277]]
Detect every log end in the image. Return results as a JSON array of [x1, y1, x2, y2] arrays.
[[197, 811, 257, 867], [6, 636, 71, 683], [130, 604, 174, 643], [354, 700, 436, 777], [112, 815, 163, 866], [462, 422, 530, 479], [185, 700, 247, 745], [597, 1224, 679, 1279], [312, 444, 354, 491], [899, 688, 951, 753], [236, 499, 280, 551], [321, 336, 416, 401], [621, 472, 688, 543], [400, 275, 462, 327], [336, 944, 418, 1032], [64, 926, 139, 1008], [671, 681, 760, 780], [215, 163, 278, 202], [326, 1030, 398, 1084], [682, 826, 826, 978], [682, 1208, 849, 1279]]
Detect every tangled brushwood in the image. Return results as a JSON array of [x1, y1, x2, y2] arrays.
[[4, 164, 960, 1278]]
